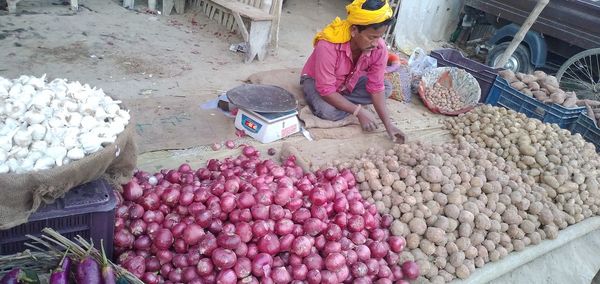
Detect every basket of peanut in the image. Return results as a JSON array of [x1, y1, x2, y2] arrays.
[[417, 67, 481, 115]]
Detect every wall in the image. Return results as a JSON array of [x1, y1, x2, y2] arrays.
[[393, 0, 464, 54]]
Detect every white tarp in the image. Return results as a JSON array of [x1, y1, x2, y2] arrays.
[[393, 0, 464, 54]]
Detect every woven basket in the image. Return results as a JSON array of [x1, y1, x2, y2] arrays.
[[417, 67, 481, 115]]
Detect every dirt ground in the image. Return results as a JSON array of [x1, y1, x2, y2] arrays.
[[0, 0, 450, 172]]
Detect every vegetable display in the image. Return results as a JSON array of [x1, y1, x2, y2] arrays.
[[115, 147, 419, 283], [0, 75, 130, 174]]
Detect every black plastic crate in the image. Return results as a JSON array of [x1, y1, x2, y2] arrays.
[[430, 48, 500, 103], [0, 179, 117, 259], [570, 114, 600, 151], [485, 77, 586, 129]]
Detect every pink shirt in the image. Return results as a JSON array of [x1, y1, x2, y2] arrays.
[[302, 38, 388, 96]]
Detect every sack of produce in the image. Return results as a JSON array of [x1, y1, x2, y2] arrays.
[[417, 67, 481, 115], [0, 75, 137, 230]]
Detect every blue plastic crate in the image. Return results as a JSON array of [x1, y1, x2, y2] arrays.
[[485, 77, 586, 129], [569, 114, 600, 152]]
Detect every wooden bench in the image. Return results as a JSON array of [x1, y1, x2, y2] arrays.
[[190, 0, 282, 63]]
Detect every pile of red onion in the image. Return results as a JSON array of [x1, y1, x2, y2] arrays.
[[114, 146, 419, 283]]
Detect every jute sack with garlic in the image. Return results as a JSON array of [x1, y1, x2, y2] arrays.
[[0, 75, 137, 230]]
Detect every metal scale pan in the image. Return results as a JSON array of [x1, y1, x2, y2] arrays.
[[226, 84, 298, 113]]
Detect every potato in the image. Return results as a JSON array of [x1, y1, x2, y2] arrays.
[[456, 265, 470, 279], [421, 165, 443, 183], [521, 74, 537, 84], [527, 81, 540, 91], [550, 92, 567, 104], [409, 217, 427, 235], [533, 70, 547, 80], [510, 81, 528, 91]]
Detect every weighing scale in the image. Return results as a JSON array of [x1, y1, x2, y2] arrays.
[[227, 84, 300, 144]]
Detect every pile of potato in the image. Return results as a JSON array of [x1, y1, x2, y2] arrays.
[[498, 70, 579, 108], [583, 100, 600, 126], [424, 82, 464, 112], [331, 141, 570, 283], [325, 105, 600, 283], [446, 105, 600, 223]]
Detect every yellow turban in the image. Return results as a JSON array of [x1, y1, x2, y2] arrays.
[[313, 0, 393, 45]]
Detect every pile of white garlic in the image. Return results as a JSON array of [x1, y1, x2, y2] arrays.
[[0, 75, 130, 174]]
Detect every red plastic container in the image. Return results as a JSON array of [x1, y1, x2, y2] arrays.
[[0, 179, 117, 259]]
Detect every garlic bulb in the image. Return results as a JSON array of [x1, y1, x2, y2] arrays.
[[30, 89, 53, 108], [67, 147, 85, 160], [66, 112, 82, 127], [6, 101, 27, 119], [0, 86, 8, 98], [28, 124, 47, 140], [80, 115, 97, 131], [34, 156, 55, 171], [27, 74, 46, 89], [80, 133, 102, 154], [8, 83, 22, 97], [0, 149, 7, 162], [13, 129, 32, 147], [6, 158, 19, 173], [31, 140, 48, 152], [10, 146, 29, 159], [46, 146, 67, 166], [25, 110, 46, 125], [0, 164, 9, 174]]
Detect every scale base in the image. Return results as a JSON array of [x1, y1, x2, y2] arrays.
[[234, 109, 300, 144]]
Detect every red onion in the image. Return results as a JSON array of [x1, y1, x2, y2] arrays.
[[123, 256, 146, 278], [388, 236, 406, 253], [129, 219, 146, 237], [336, 265, 350, 282], [324, 224, 343, 241], [145, 256, 160, 272], [171, 223, 186, 239], [252, 220, 271, 238], [160, 263, 173, 278], [141, 272, 160, 284], [324, 253, 345, 271], [365, 259, 379, 275], [133, 235, 151, 250], [195, 210, 212, 228], [355, 245, 371, 261], [153, 229, 174, 250], [182, 224, 204, 246], [269, 205, 285, 220], [292, 208, 311, 223], [196, 258, 213, 276], [345, 249, 358, 265], [370, 228, 386, 241], [157, 250, 173, 265], [251, 253, 273, 277], [225, 140, 235, 149], [401, 260, 420, 280], [237, 192, 256, 209], [258, 233, 280, 255], [324, 168, 338, 180], [291, 236, 312, 257], [303, 218, 325, 236], [242, 146, 257, 157], [377, 264, 392, 278], [267, 148, 276, 156], [114, 229, 134, 248], [275, 219, 294, 236], [314, 235, 326, 250], [385, 252, 399, 265], [197, 234, 217, 256], [251, 204, 270, 220], [247, 243, 258, 259], [123, 181, 144, 201], [348, 215, 365, 232], [369, 241, 389, 259], [279, 234, 295, 252], [172, 254, 189, 268], [235, 222, 253, 243], [352, 262, 368, 278], [304, 254, 323, 270], [128, 204, 144, 220], [306, 270, 321, 284], [320, 270, 338, 284], [271, 267, 292, 283], [381, 214, 393, 228], [323, 241, 342, 256], [375, 279, 393, 284], [211, 248, 237, 269], [310, 205, 327, 220], [181, 266, 199, 282], [309, 189, 327, 206], [217, 233, 241, 250]]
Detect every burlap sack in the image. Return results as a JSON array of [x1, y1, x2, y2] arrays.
[[246, 68, 306, 106], [0, 123, 137, 230]]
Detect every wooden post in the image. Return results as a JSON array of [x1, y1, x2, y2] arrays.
[[269, 0, 283, 55], [494, 0, 549, 68]]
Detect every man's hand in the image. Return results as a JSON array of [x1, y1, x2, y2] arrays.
[[386, 124, 406, 144], [357, 108, 378, 132]]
